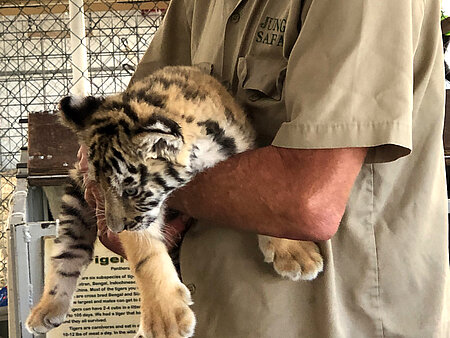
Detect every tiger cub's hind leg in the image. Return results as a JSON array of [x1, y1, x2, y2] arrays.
[[26, 174, 97, 334], [258, 235, 324, 281]]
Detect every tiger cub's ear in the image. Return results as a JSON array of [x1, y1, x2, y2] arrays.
[[59, 96, 104, 131], [134, 114, 184, 163]]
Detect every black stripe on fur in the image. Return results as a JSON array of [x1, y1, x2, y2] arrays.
[[153, 75, 206, 101], [152, 173, 173, 192], [135, 205, 152, 212], [57, 270, 81, 278], [138, 164, 149, 186], [126, 89, 168, 109], [136, 114, 183, 139], [94, 123, 118, 136], [102, 101, 139, 123], [52, 251, 83, 260], [64, 180, 86, 207], [108, 156, 122, 175], [70, 243, 94, 254], [124, 177, 135, 185], [118, 120, 131, 135], [60, 228, 82, 241], [166, 164, 185, 184], [88, 144, 96, 161], [59, 219, 74, 225], [90, 117, 111, 126], [111, 148, 126, 163], [60, 204, 92, 229], [128, 164, 138, 174], [122, 103, 139, 123], [197, 120, 237, 156], [147, 201, 159, 208], [135, 256, 150, 274]]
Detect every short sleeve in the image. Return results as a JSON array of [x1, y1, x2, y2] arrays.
[[271, 0, 415, 163], [130, 0, 192, 85]]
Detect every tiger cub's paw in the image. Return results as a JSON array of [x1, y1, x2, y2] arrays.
[[134, 282, 196, 338], [26, 296, 70, 334], [258, 235, 323, 281]]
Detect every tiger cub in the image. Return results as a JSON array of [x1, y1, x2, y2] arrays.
[[26, 66, 323, 338]]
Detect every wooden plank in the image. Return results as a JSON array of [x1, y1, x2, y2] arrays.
[[0, 1, 168, 16], [27, 112, 79, 185]]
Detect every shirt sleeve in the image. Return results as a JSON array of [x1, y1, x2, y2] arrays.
[[129, 0, 192, 85], [271, 0, 415, 163]]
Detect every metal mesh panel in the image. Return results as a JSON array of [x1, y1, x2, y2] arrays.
[[0, 0, 168, 288]]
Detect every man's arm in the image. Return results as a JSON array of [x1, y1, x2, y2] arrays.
[[169, 146, 368, 241]]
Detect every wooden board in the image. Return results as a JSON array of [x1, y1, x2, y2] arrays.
[[27, 112, 79, 186]]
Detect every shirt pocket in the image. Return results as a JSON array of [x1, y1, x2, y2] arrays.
[[236, 55, 287, 102], [235, 55, 289, 147]]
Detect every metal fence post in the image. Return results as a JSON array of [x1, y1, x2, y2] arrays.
[[68, 0, 88, 96]]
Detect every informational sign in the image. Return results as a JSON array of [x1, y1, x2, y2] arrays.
[[46, 240, 141, 337]]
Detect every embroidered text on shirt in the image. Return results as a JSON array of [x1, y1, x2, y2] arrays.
[[255, 16, 286, 46]]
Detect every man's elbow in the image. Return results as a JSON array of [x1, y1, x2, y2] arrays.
[[304, 212, 341, 241], [285, 204, 343, 241]]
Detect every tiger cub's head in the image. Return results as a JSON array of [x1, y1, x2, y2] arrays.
[[59, 95, 191, 233]]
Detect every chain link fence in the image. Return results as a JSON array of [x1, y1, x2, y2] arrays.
[[0, 0, 168, 289]]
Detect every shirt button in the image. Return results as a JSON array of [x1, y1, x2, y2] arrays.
[[186, 283, 196, 295], [230, 13, 240, 23]]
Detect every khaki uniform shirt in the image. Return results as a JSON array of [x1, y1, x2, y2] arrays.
[[132, 0, 450, 337]]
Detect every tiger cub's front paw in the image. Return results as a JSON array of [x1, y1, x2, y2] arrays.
[[134, 282, 196, 338], [26, 295, 70, 334], [258, 235, 323, 281]]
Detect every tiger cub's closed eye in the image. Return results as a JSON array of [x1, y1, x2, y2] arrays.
[[123, 187, 139, 197]]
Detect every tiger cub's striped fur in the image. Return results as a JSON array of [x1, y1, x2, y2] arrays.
[[26, 66, 323, 338]]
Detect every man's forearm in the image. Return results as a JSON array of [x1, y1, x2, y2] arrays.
[[168, 146, 367, 241]]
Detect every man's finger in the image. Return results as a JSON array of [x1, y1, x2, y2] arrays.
[[84, 181, 98, 209], [78, 145, 89, 173]]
